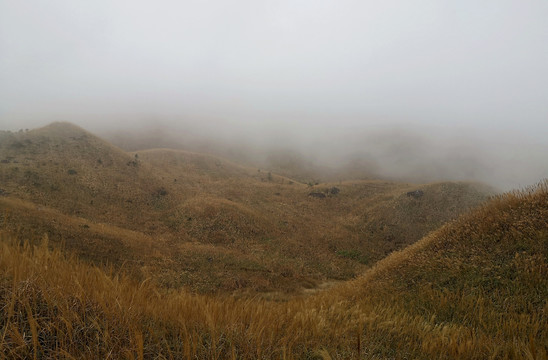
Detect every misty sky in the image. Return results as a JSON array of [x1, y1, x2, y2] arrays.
[[1, 1, 547, 189]]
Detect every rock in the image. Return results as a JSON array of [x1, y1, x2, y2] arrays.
[[406, 190, 424, 198], [155, 188, 168, 197], [309, 192, 326, 199]]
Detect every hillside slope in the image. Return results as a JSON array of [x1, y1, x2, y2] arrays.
[[329, 182, 548, 358], [0, 122, 494, 295], [0, 183, 545, 359], [0, 123, 176, 233]]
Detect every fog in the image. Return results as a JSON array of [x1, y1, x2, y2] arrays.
[[1, 1, 547, 190]]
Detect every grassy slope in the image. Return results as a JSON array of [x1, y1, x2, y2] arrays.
[[330, 182, 548, 358], [0, 123, 176, 233], [134, 148, 494, 294], [0, 123, 493, 295], [0, 183, 545, 359]]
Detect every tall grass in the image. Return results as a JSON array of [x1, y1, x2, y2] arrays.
[[1, 182, 547, 359]]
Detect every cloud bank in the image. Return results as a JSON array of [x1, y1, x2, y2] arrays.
[[1, 0, 547, 189]]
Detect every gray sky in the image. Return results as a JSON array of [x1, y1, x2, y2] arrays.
[[1, 1, 547, 189]]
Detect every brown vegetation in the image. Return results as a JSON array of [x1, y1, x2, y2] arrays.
[[0, 122, 493, 295], [0, 182, 546, 359]]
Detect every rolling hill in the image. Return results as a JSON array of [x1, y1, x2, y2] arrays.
[[0, 180, 545, 359], [1, 122, 494, 296]]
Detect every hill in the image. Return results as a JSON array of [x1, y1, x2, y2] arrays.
[[0, 122, 177, 232], [327, 182, 548, 358], [0, 122, 494, 295], [0, 182, 545, 359]]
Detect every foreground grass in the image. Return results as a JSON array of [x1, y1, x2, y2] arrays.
[[1, 183, 547, 359]]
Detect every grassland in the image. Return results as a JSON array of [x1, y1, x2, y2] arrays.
[[0, 181, 546, 359], [0, 122, 493, 296]]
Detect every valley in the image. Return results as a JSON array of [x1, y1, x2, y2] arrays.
[[0, 123, 493, 296], [0, 123, 546, 359]]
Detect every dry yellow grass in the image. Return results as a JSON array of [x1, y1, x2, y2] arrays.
[[0, 182, 546, 359], [0, 122, 493, 295]]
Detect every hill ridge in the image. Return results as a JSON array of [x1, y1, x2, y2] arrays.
[[345, 181, 547, 289]]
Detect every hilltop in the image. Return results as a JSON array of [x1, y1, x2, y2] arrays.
[[0, 181, 545, 359], [0, 122, 494, 295], [0, 122, 176, 231]]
